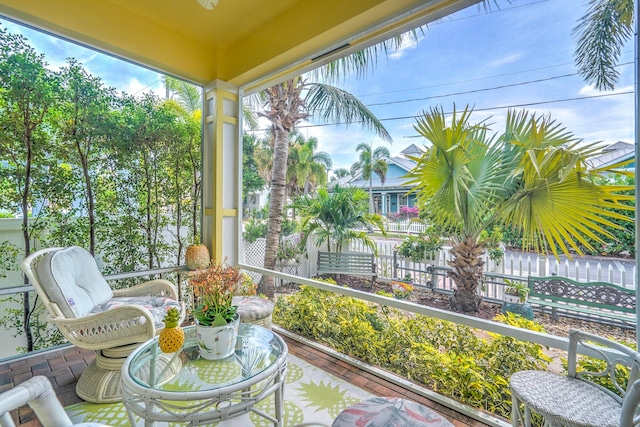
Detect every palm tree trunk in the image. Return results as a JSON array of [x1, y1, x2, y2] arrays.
[[448, 236, 485, 312], [259, 130, 288, 297], [258, 79, 307, 298]]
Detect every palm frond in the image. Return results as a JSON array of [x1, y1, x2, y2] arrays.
[[304, 83, 392, 142], [572, 0, 634, 90]]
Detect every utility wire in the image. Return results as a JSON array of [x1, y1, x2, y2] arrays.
[[286, 91, 635, 131], [365, 62, 634, 107]]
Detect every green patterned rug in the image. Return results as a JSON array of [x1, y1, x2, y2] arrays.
[[66, 354, 374, 426]]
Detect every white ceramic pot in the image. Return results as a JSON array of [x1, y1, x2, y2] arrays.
[[195, 315, 240, 360], [503, 294, 526, 304]]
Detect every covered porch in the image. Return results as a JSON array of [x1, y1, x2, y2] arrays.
[[0, 0, 637, 426]]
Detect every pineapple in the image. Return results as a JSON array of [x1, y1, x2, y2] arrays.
[[159, 307, 184, 353], [185, 242, 210, 270]]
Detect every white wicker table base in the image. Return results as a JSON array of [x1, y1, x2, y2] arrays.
[[510, 370, 622, 427], [121, 324, 288, 427]]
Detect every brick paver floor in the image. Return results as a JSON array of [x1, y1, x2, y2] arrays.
[[0, 336, 495, 426]]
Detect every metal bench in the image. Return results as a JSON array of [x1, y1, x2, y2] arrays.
[[527, 275, 636, 324], [317, 251, 377, 285]]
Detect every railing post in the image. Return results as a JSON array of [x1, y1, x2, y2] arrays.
[[393, 250, 398, 279]]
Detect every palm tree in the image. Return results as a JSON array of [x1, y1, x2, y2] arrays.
[[288, 133, 332, 196], [572, 0, 635, 90], [405, 105, 633, 312], [294, 185, 387, 254], [253, 134, 274, 186], [256, 70, 397, 296], [350, 142, 390, 213], [331, 168, 350, 181], [163, 76, 202, 113]]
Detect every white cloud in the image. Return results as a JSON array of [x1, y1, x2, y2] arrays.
[[389, 36, 418, 60], [578, 84, 634, 97], [122, 77, 164, 97], [489, 52, 524, 67]]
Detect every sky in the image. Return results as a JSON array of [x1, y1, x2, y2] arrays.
[[0, 0, 635, 175]]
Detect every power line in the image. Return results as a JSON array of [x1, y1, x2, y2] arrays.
[[287, 90, 634, 131], [364, 62, 634, 107], [360, 62, 633, 107], [355, 61, 578, 98], [367, 73, 576, 106]]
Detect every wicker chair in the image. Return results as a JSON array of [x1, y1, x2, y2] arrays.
[[0, 376, 112, 427], [510, 329, 640, 427], [21, 247, 185, 404]]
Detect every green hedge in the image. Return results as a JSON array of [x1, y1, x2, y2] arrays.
[[274, 284, 551, 422]]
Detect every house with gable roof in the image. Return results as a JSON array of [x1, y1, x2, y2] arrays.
[[338, 143, 423, 215]]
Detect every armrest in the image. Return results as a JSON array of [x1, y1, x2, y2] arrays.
[[113, 279, 178, 300], [51, 305, 156, 350]]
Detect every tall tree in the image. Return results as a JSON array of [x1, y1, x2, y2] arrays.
[[288, 133, 332, 196], [163, 76, 202, 113], [0, 29, 59, 351], [331, 168, 350, 180], [242, 133, 266, 205], [257, 74, 393, 298], [350, 142, 390, 213], [405, 105, 634, 312], [57, 59, 115, 255], [253, 134, 275, 186]]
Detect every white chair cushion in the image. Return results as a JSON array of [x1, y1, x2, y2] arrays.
[[89, 296, 181, 327], [35, 246, 113, 318]]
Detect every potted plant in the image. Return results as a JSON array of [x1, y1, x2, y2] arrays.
[[503, 279, 529, 304], [277, 238, 302, 265], [390, 273, 414, 299], [189, 258, 241, 360]]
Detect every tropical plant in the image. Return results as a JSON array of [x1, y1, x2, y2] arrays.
[[331, 168, 350, 181], [288, 133, 332, 197], [273, 286, 551, 422], [242, 133, 265, 201], [404, 105, 633, 312], [350, 142, 390, 213], [276, 237, 304, 262], [190, 259, 241, 327], [294, 185, 387, 254], [503, 279, 529, 303], [163, 75, 202, 113], [572, 0, 635, 90], [256, 76, 393, 297]]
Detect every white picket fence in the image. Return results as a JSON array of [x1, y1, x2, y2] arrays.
[[384, 219, 426, 234], [243, 236, 636, 289]]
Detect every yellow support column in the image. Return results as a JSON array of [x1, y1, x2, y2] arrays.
[[202, 80, 240, 264]]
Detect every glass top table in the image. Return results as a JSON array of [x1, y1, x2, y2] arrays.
[[121, 323, 288, 427]]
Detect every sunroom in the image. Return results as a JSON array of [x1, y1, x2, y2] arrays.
[[0, 0, 638, 426]]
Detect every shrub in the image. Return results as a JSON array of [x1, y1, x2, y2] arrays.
[[396, 226, 444, 261], [399, 206, 419, 219], [273, 286, 551, 422], [243, 217, 268, 243]]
